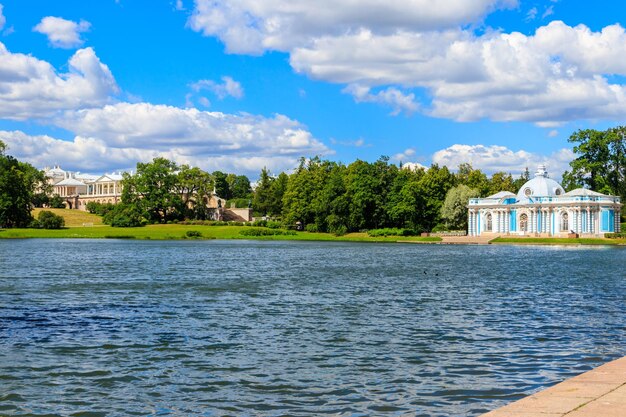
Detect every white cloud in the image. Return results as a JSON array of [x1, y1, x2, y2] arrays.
[[431, 144, 574, 177], [33, 16, 91, 48], [5, 102, 330, 175], [548, 129, 558, 138], [0, 4, 5, 31], [188, 0, 517, 54], [190, 76, 244, 99], [291, 22, 626, 125], [392, 147, 416, 162], [526, 7, 537, 21], [0, 43, 118, 120], [343, 84, 418, 115], [401, 161, 428, 171]]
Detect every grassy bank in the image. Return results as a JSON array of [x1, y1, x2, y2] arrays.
[[492, 237, 626, 246], [0, 222, 442, 243]]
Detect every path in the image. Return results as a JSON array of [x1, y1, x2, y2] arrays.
[[480, 356, 626, 417]]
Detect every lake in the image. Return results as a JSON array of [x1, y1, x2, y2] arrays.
[[0, 239, 624, 416]]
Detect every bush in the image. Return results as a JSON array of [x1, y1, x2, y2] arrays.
[[48, 195, 66, 209], [367, 228, 418, 237], [239, 228, 296, 237], [430, 223, 448, 233], [185, 230, 202, 238], [252, 219, 267, 227], [266, 220, 282, 229], [86, 201, 115, 216], [36, 210, 65, 229], [332, 224, 348, 236], [605, 232, 626, 239], [103, 204, 146, 227], [304, 223, 319, 233]]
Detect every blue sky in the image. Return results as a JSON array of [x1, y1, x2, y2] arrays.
[[1, 0, 625, 179]]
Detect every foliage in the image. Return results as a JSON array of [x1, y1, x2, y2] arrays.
[[367, 228, 418, 237], [239, 228, 297, 236], [48, 194, 66, 209], [122, 157, 185, 223], [86, 201, 115, 216], [34, 210, 65, 229], [0, 142, 47, 228], [564, 127, 626, 206], [103, 203, 147, 227], [440, 184, 480, 230], [604, 232, 626, 239], [185, 230, 202, 238]]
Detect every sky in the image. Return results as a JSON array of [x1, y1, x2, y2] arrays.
[[0, 0, 625, 179]]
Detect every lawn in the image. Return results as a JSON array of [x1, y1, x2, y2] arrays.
[[0, 222, 442, 243], [492, 236, 626, 246], [32, 208, 103, 226]]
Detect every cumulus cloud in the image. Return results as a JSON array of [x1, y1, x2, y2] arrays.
[[3, 102, 330, 175], [190, 76, 244, 99], [291, 22, 626, 125], [401, 161, 428, 171], [183, 1, 626, 125], [188, 0, 517, 54], [343, 84, 418, 115], [33, 16, 91, 48], [432, 144, 575, 177], [0, 43, 118, 120]]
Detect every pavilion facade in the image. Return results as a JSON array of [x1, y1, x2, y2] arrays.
[[468, 165, 621, 237]]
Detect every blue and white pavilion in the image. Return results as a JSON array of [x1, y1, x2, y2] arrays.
[[468, 165, 622, 237]]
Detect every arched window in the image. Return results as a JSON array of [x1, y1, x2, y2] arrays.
[[561, 212, 569, 231], [486, 213, 493, 231], [519, 213, 528, 232]]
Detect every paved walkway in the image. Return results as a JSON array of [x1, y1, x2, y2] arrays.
[[480, 356, 626, 417], [439, 235, 493, 244]]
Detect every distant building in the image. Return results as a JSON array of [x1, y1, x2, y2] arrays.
[[42, 165, 252, 221], [468, 165, 621, 237]]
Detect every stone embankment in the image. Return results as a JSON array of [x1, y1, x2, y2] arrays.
[[480, 356, 626, 417]]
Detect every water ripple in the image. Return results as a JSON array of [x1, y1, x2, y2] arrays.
[[0, 239, 624, 416]]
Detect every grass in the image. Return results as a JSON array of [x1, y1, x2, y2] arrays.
[[492, 237, 626, 246], [32, 208, 103, 226], [0, 221, 442, 243]]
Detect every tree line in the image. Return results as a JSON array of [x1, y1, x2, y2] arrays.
[[1, 125, 625, 230]]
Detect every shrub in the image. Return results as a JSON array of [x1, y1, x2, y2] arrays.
[[103, 204, 146, 227], [253, 219, 267, 227], [304, 223, 319, 233], [36, 210, 65, 229], [430, 223, 448, 233], [48, 195, 66, 209], [332, 224, 348, 236], [185, 230, 202, 238], [239, 228, 296, 237], [367, 228, 418, 237], [265, 220, 282, 229], [86, 201, 115, 216], [605, 232, 626, 239]]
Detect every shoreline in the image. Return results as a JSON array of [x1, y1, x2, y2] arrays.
[[480, 356, 626, 417], [1, 225, 625, 246]]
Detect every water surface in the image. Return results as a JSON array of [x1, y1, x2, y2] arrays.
[[1, 240, 624, 416]]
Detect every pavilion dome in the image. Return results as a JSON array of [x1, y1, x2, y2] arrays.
[[516, 165, 565, 200]]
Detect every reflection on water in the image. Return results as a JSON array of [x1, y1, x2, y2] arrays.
[[1, 239, 624, 416]]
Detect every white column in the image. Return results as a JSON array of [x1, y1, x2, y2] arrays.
[[468, 210, 473, 236], [505, 209, 509, 234], [547, 209, 552, 236]]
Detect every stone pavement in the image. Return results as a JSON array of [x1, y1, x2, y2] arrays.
[[480, 356, 626, 417], [439, 235, 494, 244]]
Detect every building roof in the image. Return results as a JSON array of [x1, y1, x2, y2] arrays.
[[563, 188, 607, 197], [55, 177, 86, 186], [516, 165, 565, 200], [486, 191, 516, 199]]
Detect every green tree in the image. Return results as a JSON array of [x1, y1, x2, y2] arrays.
[[566, 127, 626, 199], [512, 167, 531, 191], [122, 157, 183, 223], [35, 210, 65, 229], [440, 184, 480, 230], [230, 175, 252, 199], [212, 171, 232, 200], [253, 167, 274, 216], [487, 172, 516, 195], [416, 164, 457, 231], [175, 165, 213, 219], [0, 142, 44, 228], [456, 163, 490, 196]]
